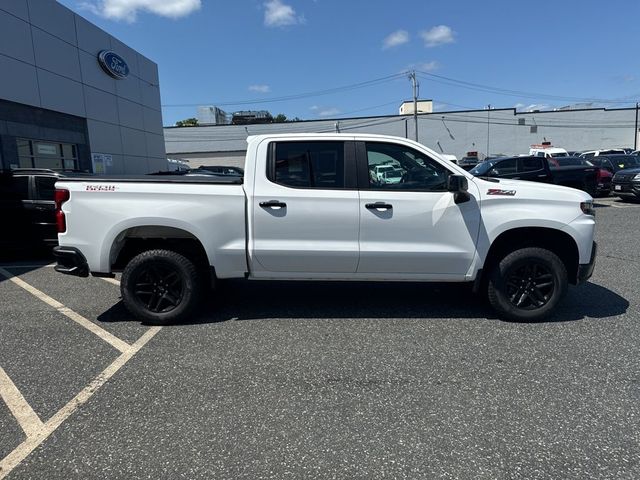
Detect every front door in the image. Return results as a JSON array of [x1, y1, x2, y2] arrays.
[[251, 140, 360, 275], [357, 141, 480, 277]]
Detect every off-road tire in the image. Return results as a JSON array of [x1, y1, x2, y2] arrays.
[[487, 247, 568, 322], [121, 249, 202, 325]]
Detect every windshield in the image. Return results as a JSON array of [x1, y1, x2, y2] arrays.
[[611, 156, 640, 169], [469, 159, 499, 176], [548, 152, 568, 157]]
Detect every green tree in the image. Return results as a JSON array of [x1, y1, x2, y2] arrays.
[[175, 118, 199, 127], [273, 113, 288, 123]]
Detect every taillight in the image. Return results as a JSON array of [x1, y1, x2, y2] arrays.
[[596, 168, 612, 181], [55, 189, 70, 233]]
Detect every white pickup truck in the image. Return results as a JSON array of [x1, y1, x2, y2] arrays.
[[53, 134, 597, 324]]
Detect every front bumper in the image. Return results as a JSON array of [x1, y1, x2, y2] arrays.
[[53, 246, 89, 277], [612, 180, 640, 197], [576, 241, 597, 285]]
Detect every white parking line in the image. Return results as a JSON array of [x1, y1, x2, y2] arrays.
[[0, 327, 162, 480], [0, 367, 43, 438], [100, 277, 120, 286], [609, 202, 640, 208], [0, 267, 130, 354]]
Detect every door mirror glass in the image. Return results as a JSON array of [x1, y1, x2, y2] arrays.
[[447, 175, 470, 204]]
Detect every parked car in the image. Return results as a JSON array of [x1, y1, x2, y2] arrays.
[[612, 167, 640, 201], [579, 148, 627, 158], [458, 157, 480, 170], [587, 154, 640, 174], [529, 145, 568, 158], [0, 169, 91, 250], [54, 133, 596, 324], [469, 156, 599, 195], [193, 166, 244, 176]]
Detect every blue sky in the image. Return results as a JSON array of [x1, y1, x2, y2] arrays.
[[59, 0, 640, 126]]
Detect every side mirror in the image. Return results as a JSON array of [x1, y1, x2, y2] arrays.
[[447, 174, 470, 204]]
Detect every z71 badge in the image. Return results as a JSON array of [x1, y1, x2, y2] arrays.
[[487, 188, 516, 196]]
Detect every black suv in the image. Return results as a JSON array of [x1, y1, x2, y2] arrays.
[[0, 169, 91, 250], [612, 167, 640, 200]]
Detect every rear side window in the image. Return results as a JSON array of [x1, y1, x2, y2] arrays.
[[35, 177, 57, 201], [520, 158, 543, 172], [271, 141, 345, 189]]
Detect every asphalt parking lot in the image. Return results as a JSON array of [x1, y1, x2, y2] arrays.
[[0, 195, 638, 479]]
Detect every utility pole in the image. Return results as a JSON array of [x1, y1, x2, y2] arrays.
[[635, 103, 638, 151], [408, 70, 419, 142], [486, 104, 491, 157]]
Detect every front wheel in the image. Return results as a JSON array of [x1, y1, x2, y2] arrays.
[[487, 247, 568, 322], [121, 249, 202, 325]]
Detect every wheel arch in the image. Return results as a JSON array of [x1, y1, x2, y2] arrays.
[[482, 227, 580, 285], [109, 225, 213, 283]]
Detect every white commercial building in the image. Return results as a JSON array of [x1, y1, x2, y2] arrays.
[[0, 0, 166, 174]]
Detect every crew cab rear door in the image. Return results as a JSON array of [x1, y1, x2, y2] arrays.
[[250, 140, 360, 275], [356, 141, 480, 277]]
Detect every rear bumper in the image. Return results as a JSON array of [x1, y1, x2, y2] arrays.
[[576, 241, 597, 285], [53, 246, 89, 277]]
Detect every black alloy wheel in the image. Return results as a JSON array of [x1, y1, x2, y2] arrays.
[[488, 247, 568, 322], [504, 261, 555, 310], [132, 263, 184, 313]]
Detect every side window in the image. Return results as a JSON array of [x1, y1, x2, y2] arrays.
[[489, 158, 517, 175], [35, 177, 57, 201], [272, 141, 344, 189], [365, 142, 450, 191], [520, 157, 543, 172]]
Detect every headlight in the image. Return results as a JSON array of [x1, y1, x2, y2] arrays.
[[580, 201, 595, 216], [634, 174, 640, 181]]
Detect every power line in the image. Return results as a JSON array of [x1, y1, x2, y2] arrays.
[[415, 70, 640, 105], [162, 73, 406, 108]]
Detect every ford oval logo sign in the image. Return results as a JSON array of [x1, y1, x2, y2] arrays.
[[98, 50, 129, 79]]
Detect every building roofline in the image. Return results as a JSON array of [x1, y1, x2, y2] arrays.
[[163, 105, 638, 129]]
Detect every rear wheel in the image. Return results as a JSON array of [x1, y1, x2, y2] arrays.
[[121, 249, 202, 325], [487, 247, 568, 322]]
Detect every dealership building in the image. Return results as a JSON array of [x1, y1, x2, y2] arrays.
[[0, 0, 166, 174]]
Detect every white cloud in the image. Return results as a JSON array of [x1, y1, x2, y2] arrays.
[[248, 84, 271, 93], [79, 0, 201, 22], [264, 0, 303, 27], [523, 104, 550, 112], [318, 108, 340, 117], [417, 61, 439, 72], [420, 25, 455, 47], [383, 30, 409, 49]]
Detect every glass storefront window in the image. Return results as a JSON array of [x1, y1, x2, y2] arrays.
[[16, 138, 78, 170]]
